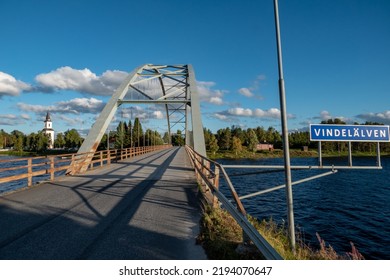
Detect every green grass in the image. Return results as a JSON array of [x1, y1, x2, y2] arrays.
[[0, 150, 35, 156], [208, 149, 318, 160], [197, 206, 263, 259], [208, 148, 389, 160], [198, 206, 365, 260], [0, 149, 73, 157]]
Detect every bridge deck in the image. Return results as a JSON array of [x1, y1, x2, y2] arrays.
[[0, 147, 206, 259]]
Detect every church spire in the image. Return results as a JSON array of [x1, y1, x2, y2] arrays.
[[43, 111, 54, 149], [45, 111, 51, 122]]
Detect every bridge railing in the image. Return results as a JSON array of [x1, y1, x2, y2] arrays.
[[0, 145, 171, 191], [185, 145, 282, 260]]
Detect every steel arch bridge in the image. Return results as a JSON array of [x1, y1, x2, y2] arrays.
[[68, 64, 206, 174]]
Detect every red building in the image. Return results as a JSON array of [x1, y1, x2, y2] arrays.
[[256, 143, 274, 151]]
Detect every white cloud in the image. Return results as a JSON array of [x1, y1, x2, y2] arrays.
[[0, 114, 18, 120], [196, 80, 226, 105], [214, 113, 228, 121], [225, 107, 283, 119], [238, 87, 254, 98], [237, 74, 266, 99], [17, 97, 105, 115], [153, 110, 164, 119], [228, 107, 253, 117], [57, 97, 105, 113], [0, 114, 29, 126], [21, 114, 30, 120], [34, 67, 128, 96], [214, 107, 295, 122], [319, 110, 332, 120], [253, 108, 281, 118], [313, 110, 348, 123], [209, 96, 224, 105], [356, 110, 390, 124], [0, 72, 31, 97], [17, 103, 54, 113], [56, 115, 84, 126], [119, 106, 145, 119]]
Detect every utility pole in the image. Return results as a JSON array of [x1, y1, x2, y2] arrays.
[[273, 0, 296, 251]]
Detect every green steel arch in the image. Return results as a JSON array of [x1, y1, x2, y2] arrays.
[[68, 64, 206, 174]]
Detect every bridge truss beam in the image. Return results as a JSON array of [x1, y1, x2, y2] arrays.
[[67, 64, 206, 174]]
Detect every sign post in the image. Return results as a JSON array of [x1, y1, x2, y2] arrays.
[[377, 142, 381, 167], [310, 124, 390, 168]]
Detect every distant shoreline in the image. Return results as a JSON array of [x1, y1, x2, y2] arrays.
[[208, 149, 389, 160], [1, 148, 388, 159], [0, 149, 71, 157]]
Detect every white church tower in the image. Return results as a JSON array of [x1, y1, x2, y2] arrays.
[[43, 112, 54, 149]]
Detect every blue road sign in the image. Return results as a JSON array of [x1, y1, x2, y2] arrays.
[[310, 124, 390, 142]]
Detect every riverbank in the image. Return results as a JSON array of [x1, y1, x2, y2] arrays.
[[0, 149, 75, 157], [0, 150, 35, 157], [208, 148, 389, 160], [198, 206, 364, 260]]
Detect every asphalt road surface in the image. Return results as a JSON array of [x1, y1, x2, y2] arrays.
[[0, 147, 206, 260]]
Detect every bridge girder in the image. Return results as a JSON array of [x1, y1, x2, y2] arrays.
[[67, 64, 206, 174]]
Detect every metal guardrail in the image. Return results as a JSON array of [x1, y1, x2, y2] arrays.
[[0, 145, 171, 189], [185, 145, 283, 260]]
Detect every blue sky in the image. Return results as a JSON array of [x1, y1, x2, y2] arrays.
[[0, 0, 389, 137]]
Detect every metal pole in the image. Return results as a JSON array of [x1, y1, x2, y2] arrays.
[[348, 141, 352, 166], [318, 141, 322, 167], [273, 0, 296, 251], [239, 170, 338, 200], [376, 142, 381, 167]]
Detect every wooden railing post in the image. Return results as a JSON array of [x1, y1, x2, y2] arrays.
[[70, 154, 75, 174], [115, 149, 119, 161], [213, 165, 220, 208], [105, 151, 108, 164], [50, 157, 55, 181], [27, 158, 32, 187], [201, 158, 206, 188]]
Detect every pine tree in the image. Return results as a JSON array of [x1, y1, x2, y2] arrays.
[[115, 121, 125, 149], [247, 129, 258, 153], [231, 136, 242, 156], [132, 118, 143, 147], [217, 128, 231, 150], [208, 134, 219, 155], [163, 132, 170, 144], [54, 132, 66, 149]]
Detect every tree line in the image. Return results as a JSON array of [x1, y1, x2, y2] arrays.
[[204, 125, 283, 156], [204, 119, 390, 155], [1, 117, 389, 154], [0, 128, 84, 152], [0, 117, 173, 153], [98, 118, 172, 150]]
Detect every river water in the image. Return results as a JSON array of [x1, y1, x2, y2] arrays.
[[0, 155, 67, 195], [217, 156, 390, 259], [1, 154, 389, 259]]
